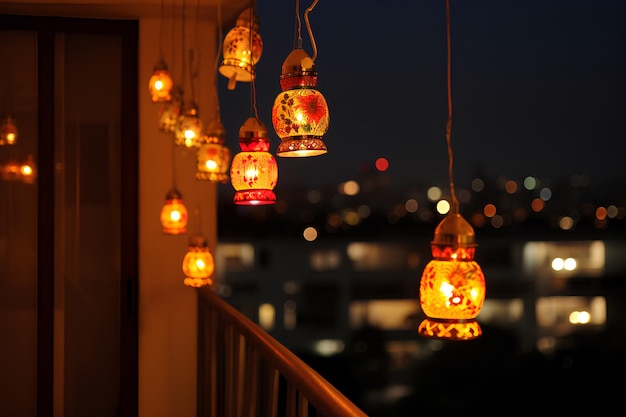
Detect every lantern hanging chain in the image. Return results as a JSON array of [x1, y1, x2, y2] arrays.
[[249, 2, 260, 120], [304, 0, 318, 61], [445, 0, 459, 213]]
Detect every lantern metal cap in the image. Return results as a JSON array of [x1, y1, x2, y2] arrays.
[[281, 48, 316, 75], [236, 7, 259, 31], [239, 117, 269, 140], [153, 59, 168, 72], [188, 234, 208, 248], [432, 212, 476, 247], [165, 188, 183, 200]]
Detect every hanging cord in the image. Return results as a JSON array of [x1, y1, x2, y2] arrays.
[[213, 0, 224, 121], [294, 0, 302, 49], [304, 0, 319, 61], [445, 0, 459, 213], [159, 0, 165, 59], [188, 0, 201, 101], [249, 2, 260, 120]]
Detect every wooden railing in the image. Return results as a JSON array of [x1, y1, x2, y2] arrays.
[[197, 288, 368, 417]]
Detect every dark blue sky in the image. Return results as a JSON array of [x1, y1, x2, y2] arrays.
[[218, 0, 626, 191]]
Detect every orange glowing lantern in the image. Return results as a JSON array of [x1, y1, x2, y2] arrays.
[[418, 212, 486, 340], [196, 119, 231, 183], [149, 59, 174, 103], [230, 117, 277, 205], [19, 155, 36, 184], [182, 234, 215, 288], [1, 115, 18, 145], [219, 8, 263, 90], [174, 100, 203, 148], [160, 188, 188, 235], [272, 48, 328, 157]]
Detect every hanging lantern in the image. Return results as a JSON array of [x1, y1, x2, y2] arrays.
[[160, 188, 188, 235], [219, 7, 263, 90], [149, 59, 174, 103], [0, 115, 18, 145], [418, 213, 486, 340], [182, 234, 215, 288], [158, 86, 184, 133], [196, 119, 231, 183], [1, 160, 20, 181], [230, 117, 277, 205], [174, 99, 203, 147], [272, 48, 329, 157], [19, 155, 36, 184]]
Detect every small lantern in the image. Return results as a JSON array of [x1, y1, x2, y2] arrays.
[[149, 59, 174, 103], [272, 49, 329, 157], [418, 212, 486, 340], [158, 86, 183, 133], [230, 117, 278, 205], [219, 8, 263, 90], [174, 100, 203, 148], [1, 115, 18, 145], [160, 188, 188, 235], [196, 119, 231, 183], [19, 155, 36, 184], [182, 234, 215, 288], [1, 160, 20, 181]]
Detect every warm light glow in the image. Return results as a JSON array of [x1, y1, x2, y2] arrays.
[[375, 157, 389, 172], [149, 60, 174, 103], [174, 101, 202, 147], [569, 310, 591, 324], [160, 190, 188, 235], [195, 120, 231, 183], [303, 226, 318, 241], [273, 49, 329, 157], [219, 8, 263, 87], [158, 86, 183, 133], [436, 200, 450, 214], [427, 186, 442, 201], [182, 234, 215, 288], [418, 213, 486, 340], [1, 115, 18, 145], [258, 303, 275, 330], [230, 117, 278, 205]]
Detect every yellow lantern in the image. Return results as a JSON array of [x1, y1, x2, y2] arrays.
[[230, 117, 277, 205], [196, 119, 231, 183], [418, 213, 486, 340], [160, 188, 188, 235], [174, 100, 203, 148], [148, 59, 174, 103], [272, 49, 328, 157], [219, 8, 263, 90], [182, 234, 215, 288], [19, 155, 36, 184], [1, 115, 18, 145]]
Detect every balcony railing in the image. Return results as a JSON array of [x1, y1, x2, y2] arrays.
[[197, 288, 368, 417]]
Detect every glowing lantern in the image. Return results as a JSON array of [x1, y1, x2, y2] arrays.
[[19, 155, 36, 184], [219, 8, 263, 90], [149, 59, 174, 103], [1, 115, 18, 145], [230, 117, 277, 205], [418, 212, 486, 340], [174, 100, 203, 147], [182, 234, 215, 288], [1, 160, 20, 181], [160, 188, 188, 235], [272, 48, 329, 157], [158, 86, 183, 133], [196, 119, 231, 183]]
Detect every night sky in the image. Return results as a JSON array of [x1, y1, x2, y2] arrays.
[[218, 0, 626, 192]]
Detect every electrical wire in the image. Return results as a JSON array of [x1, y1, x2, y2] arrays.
[[445, 0, 459, 213], [304, 0, 319, 61]]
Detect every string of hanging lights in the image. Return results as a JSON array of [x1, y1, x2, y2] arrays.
[[272, 0, 329, 157], [417, 0, 487, 341]]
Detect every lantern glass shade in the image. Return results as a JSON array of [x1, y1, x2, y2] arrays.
[[149, 60, 174, 103], [182, 235, 215, 288], [272, 49, 328, 157], [230, 117, 277, 205], [219, 8, 263, 85], [158, 86, 183, 133], [160, 189, 188, 235], [418, 213, 486, 340], [19, 155, 36, 184], [174, 100, 203, 147], [196, 142, 231, 183], [1, 115, 18, 145]]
